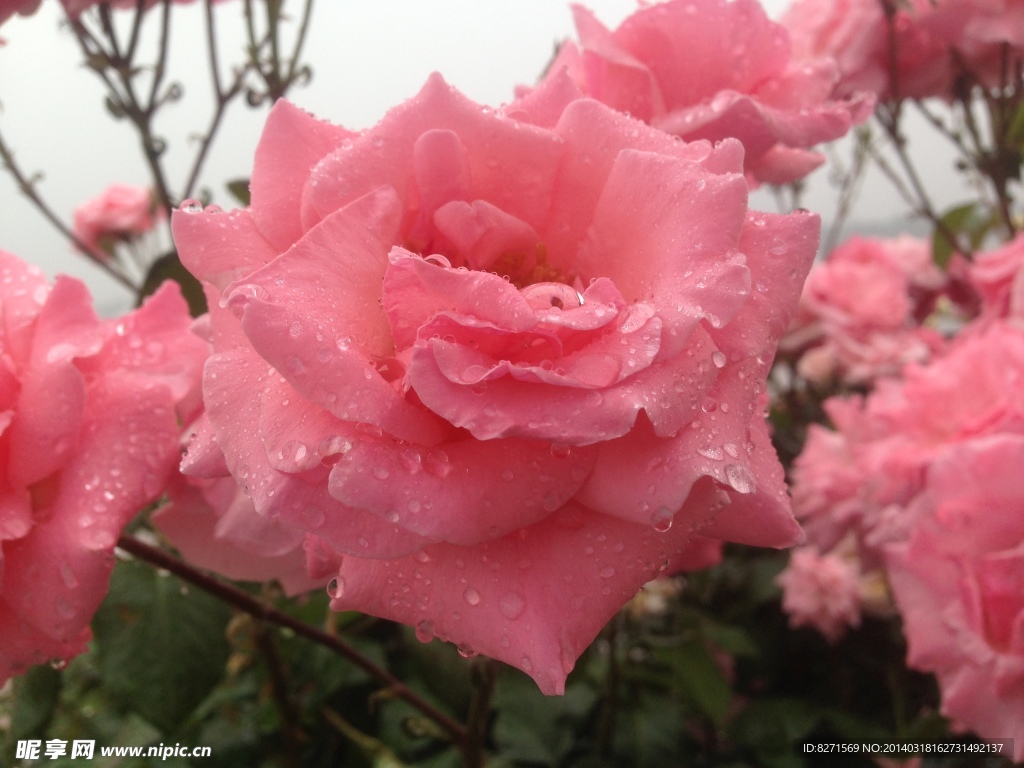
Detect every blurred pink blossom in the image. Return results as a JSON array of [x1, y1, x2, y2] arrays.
[[530, 0, 872, 185], [0, 251, 206, 683], [781, 236, 947, 385], [886, 435, 1024, 762], [72, 183, 159, 257], [777, 547, 862, 641]]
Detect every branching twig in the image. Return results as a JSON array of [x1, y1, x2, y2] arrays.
[[116, 533, 469, 749], [0, 128, 137, 289]]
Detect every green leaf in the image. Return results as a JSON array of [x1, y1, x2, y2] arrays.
[[729, 697, 821, 758], [931, 202, 993, 268], [137, 251, 207, 317], [91, 558, 231, 733], [9, 664, 62, 741], [665, 637, 732, 725], [226, 179, 251, 207]]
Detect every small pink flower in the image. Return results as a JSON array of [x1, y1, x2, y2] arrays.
[[886, 435, 1024, 762], [72, 183, 159, 257], [0, 251, 206, 683], [782, 236, 947, 385], [173, 75, 818, 694], [777, 547, 862, 641], [532, 0, 871, 185]]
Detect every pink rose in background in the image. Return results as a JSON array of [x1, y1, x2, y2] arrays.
[[0, 0, 40, 28], [777, 547, 861, 641], [173, 73, 819, 693], [72, 183, 159, 258], [532, 0, 871, 185], [968, 231, 1024, 321], [783, 0, 1024, 100], [790, 320, 1024, 638], [886, 435, 1024, 762], [0, 251, 206, 684], [780, 236, 947, 384]]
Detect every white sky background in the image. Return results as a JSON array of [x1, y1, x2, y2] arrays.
[[0, 0, 968, 315]]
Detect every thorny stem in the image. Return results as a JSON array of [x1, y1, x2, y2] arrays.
[[0, 128, 137, 289], [116, 534, 470, 749]]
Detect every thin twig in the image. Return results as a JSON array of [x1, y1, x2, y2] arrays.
[[0, 128, 137, 289], [116, 533, 469, 749]]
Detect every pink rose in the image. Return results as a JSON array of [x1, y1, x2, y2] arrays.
[[72, 183, 159, 257], [173, 75, 818, 694], [792, 320, 1024, 569], [968, 231, 1024, 321], [0, 0, 40, 27], [783, 0, 1024, 100], [0, 251, 206, 683], [777, 547, 862, 641], [886, 435, 1024, 761], [532, 0, 871, 185], [781, 236, 947, 384]]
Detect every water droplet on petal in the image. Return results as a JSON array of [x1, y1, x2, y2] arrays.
[[651, 506, 674, 532], [712, 351, 727, 368], [327, 576, 345, 599], [521, 282, 584, 311], [424, 450, 452, 477], [500, 469, 514, 482], [499, 592, 526, 620], [550, 442, 571, 459], [463, 587, 481, 606], [725, 463, 756, 494], [415, 620, 434, 643], [179, 198, 203, 213], [373, 466, 390, 480], [457, 642, 477, 658], [600, 566, 616, 578]]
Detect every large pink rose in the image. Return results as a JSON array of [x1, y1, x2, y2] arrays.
[[173, 75, 818, 694], [0, 252, 206, 683], [886, 435, 1024, 762], [780, 236, 947, 384], [531, 0, 871, 185], [72, 183, 159, 258]]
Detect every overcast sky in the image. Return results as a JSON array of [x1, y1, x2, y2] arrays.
[[0, 0, 964, 314]]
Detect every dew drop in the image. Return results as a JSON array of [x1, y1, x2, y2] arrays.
[[549, 442, 571, 459], [424, 450, 452, 477], [521, 282, 584, 311], [651, 506, 674, 532], [725, 463, 756, 494], [500, 469, 515, 482], [373, 466, 390, 480], [415, 620, 434, 643], [499, 592, 526, 620], [327, 576, 345, 599], [712, 351, 727, 368], [463, 587, 481, 605], [179, 198, 203, 214], [599, 566, 616, 578], [457, 642, 477, 658]]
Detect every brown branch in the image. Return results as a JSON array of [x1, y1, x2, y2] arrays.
[[116, 533, 469, 749]]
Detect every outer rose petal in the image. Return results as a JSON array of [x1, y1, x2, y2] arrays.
[[152, 475, 328, 596], [329, 501, 700, 695]]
